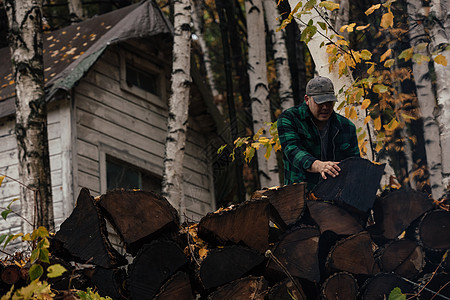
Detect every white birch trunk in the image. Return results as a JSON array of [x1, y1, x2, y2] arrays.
[[162, 0, 192, 216], [245, 0, 280, 188], [262, 0, 294, 111], [331, 0, 349, 40], [67, 0, 84, 23], [430, 0, 450, 192], [191, 0, 223, 113], [5, 0, 54, 232], [407, 0, 444, 198]]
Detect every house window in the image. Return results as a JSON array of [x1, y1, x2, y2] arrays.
[[125, 65, 159, 96], [106, 156, 162, 194]]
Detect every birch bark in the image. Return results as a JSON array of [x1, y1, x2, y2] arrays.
[[245, 0, 280, 188], [67, 0, 84, 23], [162, 0, 192, 216], [262, 0, 294, 111], [407, 0, 443, 198], [4, 0, 54, 231]]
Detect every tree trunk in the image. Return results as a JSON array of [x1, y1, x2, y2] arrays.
[[162, 0, 192, 217], [245, 0, 280, 188], [67, 0, 84, 23], [262, 0, 294, 111], [407, 0, 444, 198], [208, 276, 268, 300], [4, 0, 54, 232]]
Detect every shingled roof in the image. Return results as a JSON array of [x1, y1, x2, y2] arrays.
[[0, 0, 172, 118]]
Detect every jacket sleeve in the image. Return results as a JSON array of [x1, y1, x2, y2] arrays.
[[277, 113, 318, 171]]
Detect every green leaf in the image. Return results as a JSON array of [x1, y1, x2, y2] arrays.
[[3, 234, 15, 248], [39, 248, 50, 264], [6, 198, 18, 210], [384, 59, 395, 68], [217, 144, 227, 154], [0, 234, 7, 245], [31, 248, 40, 263], [337, 100, 346, 110], [318, 1, 339, 11], [303, 0, 317, 11], [399, 47, 413, 61], [361, 49, 372, 60], [29, 264, 44, 281], [317, 21, 327, 31], [373, 84, 389, 94], [47, 264, 67, 278], [388, 287, 406, 300], [1, 209, 11, 221]]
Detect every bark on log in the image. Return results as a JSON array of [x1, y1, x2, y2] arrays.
[[54, 188, 127, 268], [311, 157, 385, 212], [252, 183, 307, 227], [98, 190, 180, 254], [199, 245, 264, 290], [378, 239, 425, 279], [417, 209, 450, 251], [128, 241, 187, 300], [207, 276, 268, 300], [320, 272, 358, 300], [307, 200, 363, 235], [371, 189, 434, 241], [154, 271, 194, 300], [361, 273, 414, 300], [90, 267, 127, 299], [266, 278, 307, 300], [266, 226, 321, 283], [198, 199, 282, 253], [326, 231, 376, 275], [1, 264, 21, 285]]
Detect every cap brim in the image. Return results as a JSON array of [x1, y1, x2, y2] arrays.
[[312, 94, 337, 104]]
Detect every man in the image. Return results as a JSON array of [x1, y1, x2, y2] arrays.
[[277, 76, 360, 189]]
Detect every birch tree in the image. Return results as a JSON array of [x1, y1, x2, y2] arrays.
[[262, 0, 294, 111], [245, 0, 280, 188], [162, 0, 192, 215], [4, 0, 54, 231], [67, 0, 84, 23]]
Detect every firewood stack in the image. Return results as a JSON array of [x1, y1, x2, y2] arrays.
[[1, 157, 448, 299]]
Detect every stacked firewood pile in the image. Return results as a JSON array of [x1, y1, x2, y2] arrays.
[[1, 157, 449, 299]]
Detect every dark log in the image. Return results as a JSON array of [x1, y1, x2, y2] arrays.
[[199, 245, 264, 290], [419, 272, 450, 299], [207, 276, 268, 300], [307, 200, 363, 235], [154, 271, 194, 300], [98, 190, 180, 254], [370, 189, 434, 241], [320, 272, 358, 300], [198, 199, 282, 253], [1, 264, 21, 285], [128, 241, 187, 300], [361, 273, 413, 300], [326, 231, 376, 275], [54, 188, 127, 268], [266, 278, 307, 300], [90, 267, 127, 299], [251, 183, 307, 227], [311, 157, 385, 212], [417, 209, 450, 251], [378, 239, 425, 279], [266, 226, 321, 283]]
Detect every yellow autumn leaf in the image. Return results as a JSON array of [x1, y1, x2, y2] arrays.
[[319, 1, 340, 11], [380, 49, 392, 62], [361, 99, 371, 109], [349, 107, 358, 120], [339, 60, 347, 76], [374, 116, 382, 131], [0, 175, 4, 187], [434, 54, 448, 66], [365, 4, 381, 15], [383, 118, 399, 131], [258, 137, 270, 144], [344, 53, 356, 68], [384, 58, 395, 68], [364, 115, 371, 125], [380, 11, 394, 29], [199, 248, 208, 259], [375, 142, 383, 152], [345, 106, 350, 118], [356, 24, 371, 30], [367, 63, 375, 74], [361, 49, 372, 60]]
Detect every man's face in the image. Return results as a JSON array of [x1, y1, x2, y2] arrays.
[[305, 95, 335, 122]]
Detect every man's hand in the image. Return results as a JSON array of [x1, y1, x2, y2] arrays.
[[308, 160, 341, 179]]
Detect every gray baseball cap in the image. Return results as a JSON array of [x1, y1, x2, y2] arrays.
[[306, 76, 337, 104]]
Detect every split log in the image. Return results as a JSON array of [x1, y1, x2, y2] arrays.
[[326, 231, 376, 275], [54, 188, 127, 268], [320, 272, 358, 300], [370, 189, 434, 241], [90, 267, 127, 299], [307, 200, 363, 235], [128, 241, 187, 300], [198, 199, 282, 253], [266, 278, 307, 300], [207, 276, 268, 300], [98, 190, 180, 254], [266, 226, 321, 283], [199, 245, 264, 290], [361, 273, 414, 300], [154, 271, 194, 300], [252, 183, 307, 227], [311, 157, 385, 212], [417, 209, 450, 251], [378, 239, 425, 279], [1, 264, 21, 285]]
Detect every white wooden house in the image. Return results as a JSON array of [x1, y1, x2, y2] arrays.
[[0, 1, 225, 238]]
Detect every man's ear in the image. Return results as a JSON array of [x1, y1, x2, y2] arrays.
[[305, 95, 309, 105]]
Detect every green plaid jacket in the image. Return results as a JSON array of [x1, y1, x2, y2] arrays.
[[277, 103, 360, 189]]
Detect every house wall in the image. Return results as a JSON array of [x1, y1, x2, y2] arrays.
[[73, 42, 215, 222]]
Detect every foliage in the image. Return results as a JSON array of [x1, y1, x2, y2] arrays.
[[1, 280, 54, 300], [388, 287, 406, 300], [77, 288, 112, 300]]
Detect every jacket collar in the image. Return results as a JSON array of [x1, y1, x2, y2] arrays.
[[297, 102, 342, 130]]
